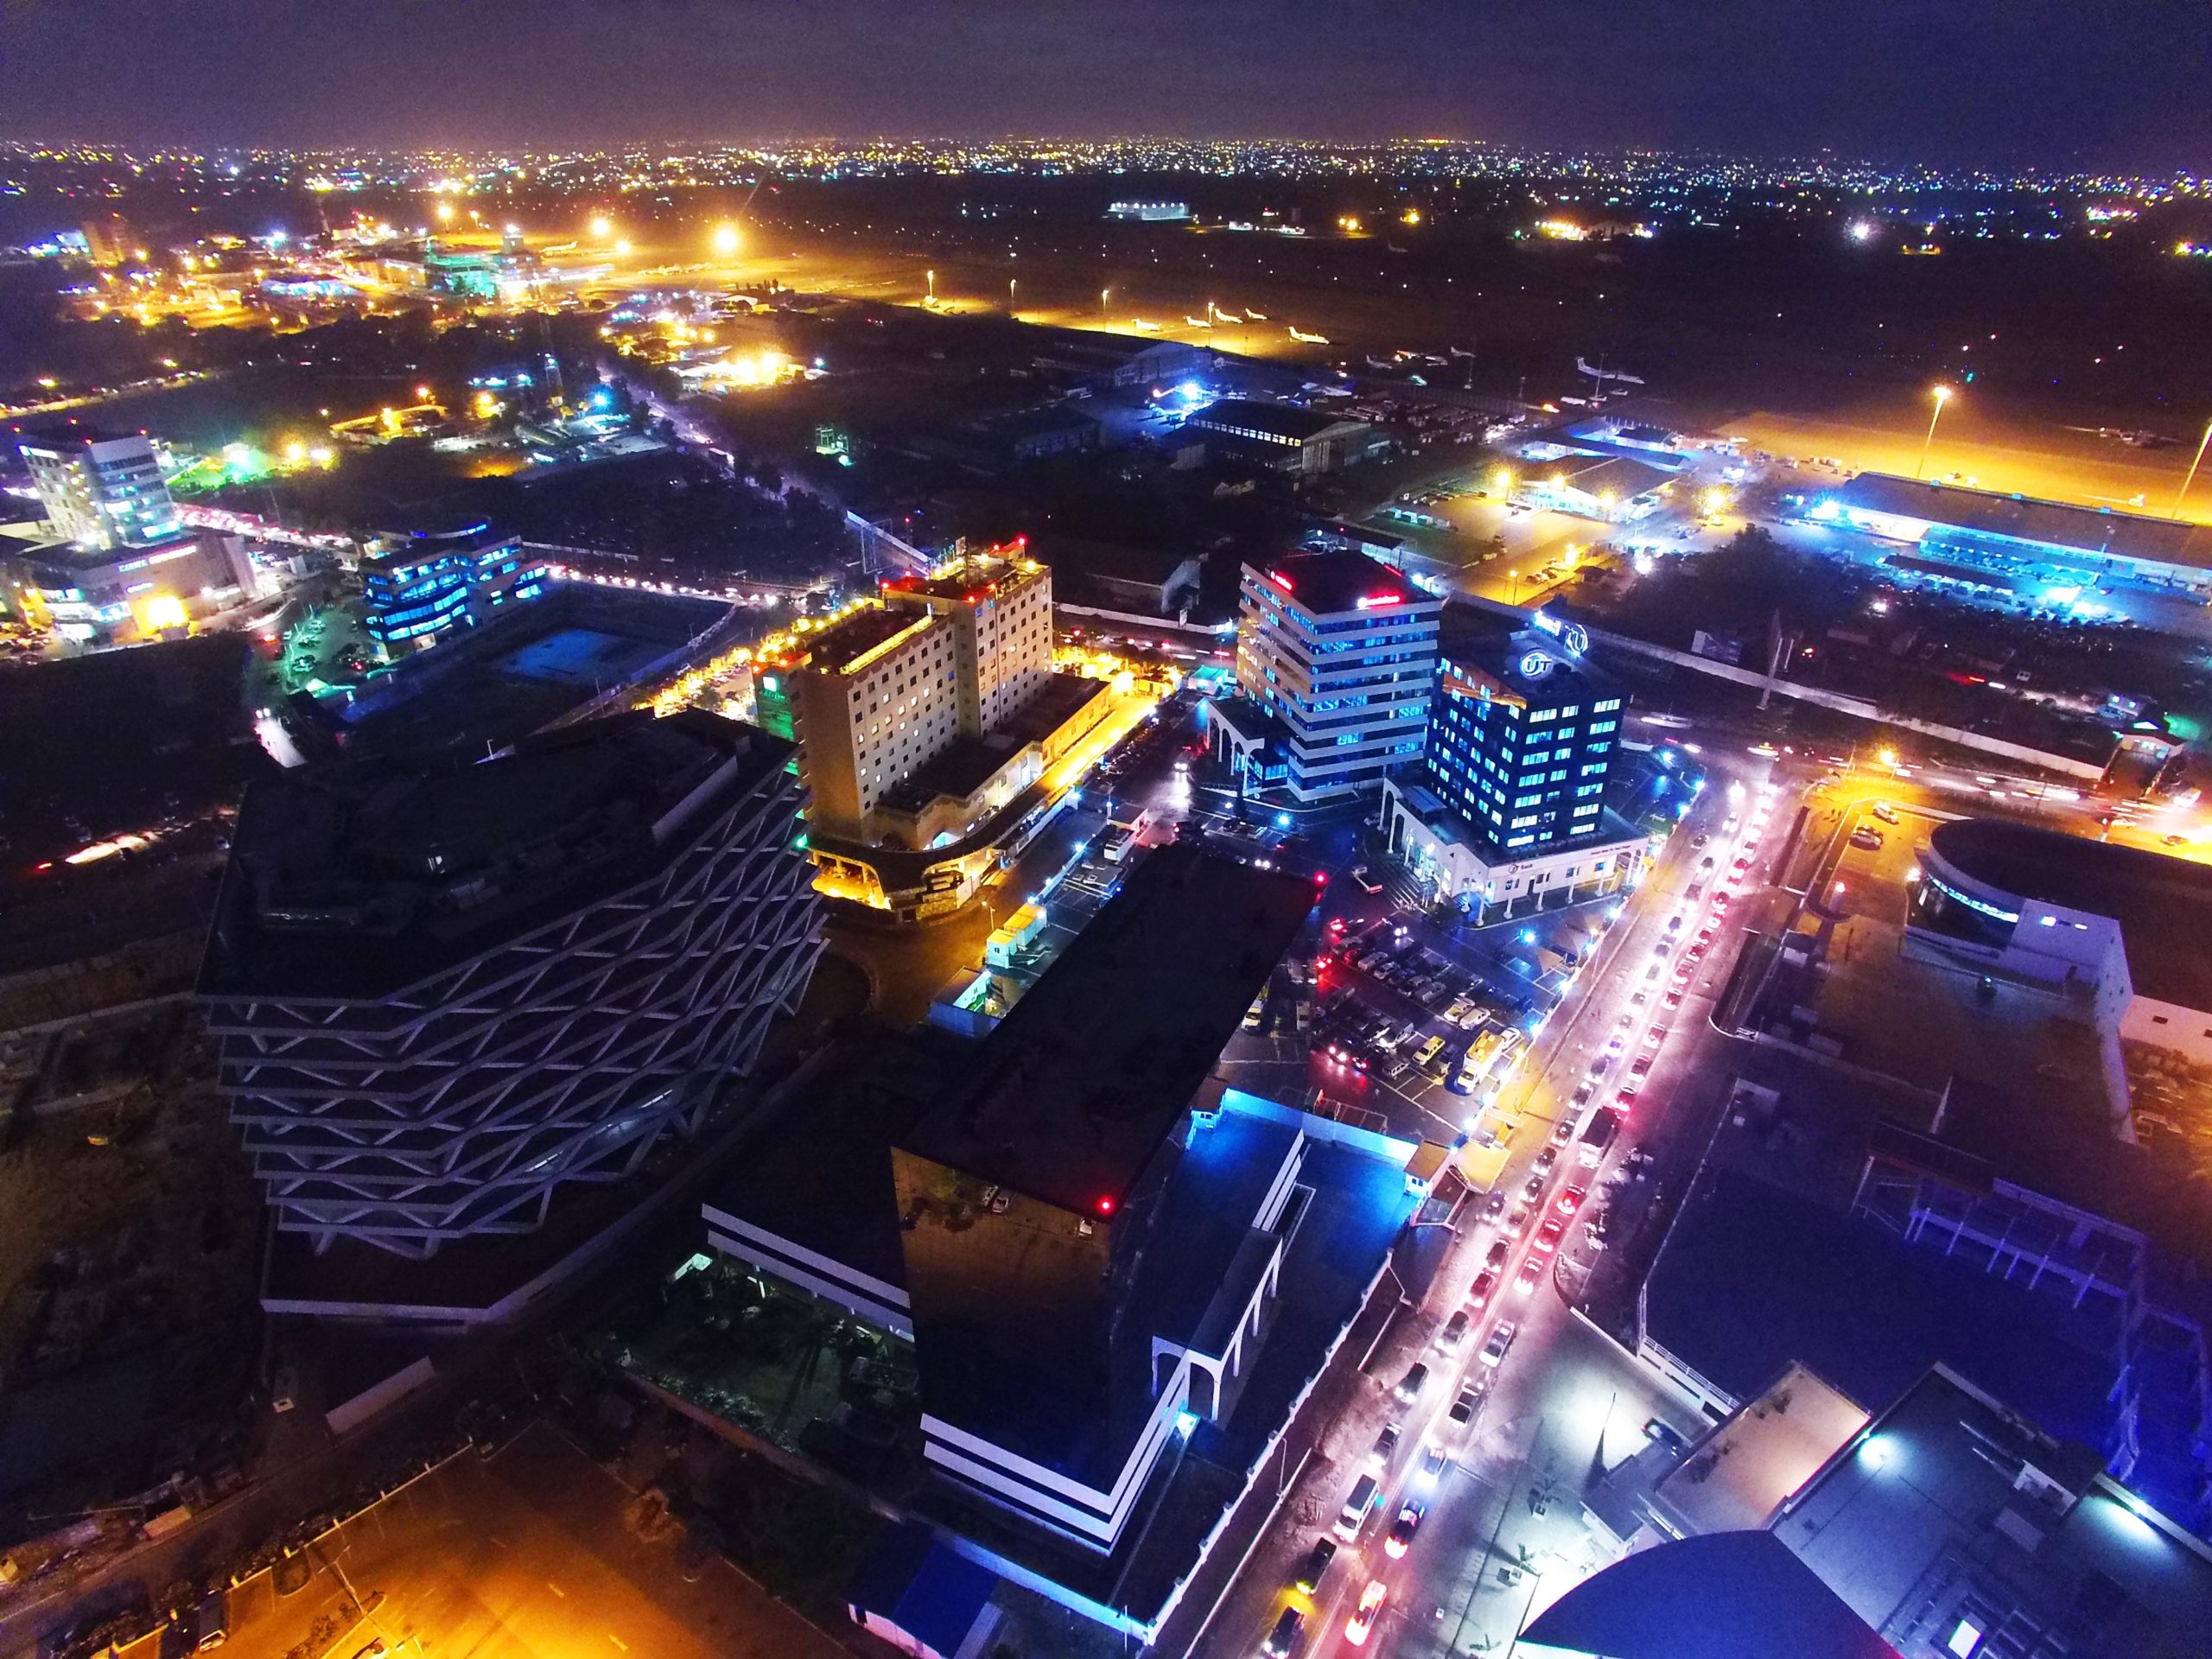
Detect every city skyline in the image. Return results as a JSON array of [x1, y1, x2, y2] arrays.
[[3, 0, 2207, 169]]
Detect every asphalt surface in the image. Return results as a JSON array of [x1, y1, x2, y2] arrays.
[[206, 1425, 842, 1659]]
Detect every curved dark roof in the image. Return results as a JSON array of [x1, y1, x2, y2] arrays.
[[1928, 817, 2212, 1009], [1520, 1530, 1894, 1659]]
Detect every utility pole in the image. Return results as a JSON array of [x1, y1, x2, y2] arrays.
[[2173, 417, 2212, 520]]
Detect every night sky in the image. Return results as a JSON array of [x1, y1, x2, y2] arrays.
[[2, 0, 2205, 168]]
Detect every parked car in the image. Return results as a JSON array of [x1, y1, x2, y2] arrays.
[[1292, 1536, 1338, 1593]]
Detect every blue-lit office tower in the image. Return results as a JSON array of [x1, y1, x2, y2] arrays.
[[361, 524, 545, 655], [1421, 613, 1624, 856], [1233, 550, 1441, 802]]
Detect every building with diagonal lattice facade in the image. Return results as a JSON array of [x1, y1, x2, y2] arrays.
[[200, 709, 821, 1267]]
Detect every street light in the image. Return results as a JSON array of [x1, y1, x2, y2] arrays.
[[1008, 276, 1017, 313], [1101, 286, 1110, 315], [2173, 416, 2212, 520], [1914, 385, 1954, 480], [588, 214, 613, 240], [925, 268, 935, 301], [710, 223, 741, 257]]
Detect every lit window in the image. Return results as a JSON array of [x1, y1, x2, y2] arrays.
[[1947, 1619, 1982, 1657]]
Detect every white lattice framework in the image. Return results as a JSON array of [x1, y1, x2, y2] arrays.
[[202, 767, 823, 1258]]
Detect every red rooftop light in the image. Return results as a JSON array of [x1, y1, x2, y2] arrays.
[[1096, 1196, 1116, 1216], [1269, 570, 1295, 593]]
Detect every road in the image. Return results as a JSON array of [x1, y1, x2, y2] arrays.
[[1192, 743, 1779, 1659], [210, 1425, 841, 1659]]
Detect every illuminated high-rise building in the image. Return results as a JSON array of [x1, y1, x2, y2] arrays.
[[17, 430, 181, 552]]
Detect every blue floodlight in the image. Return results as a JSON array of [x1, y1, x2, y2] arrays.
[[1275, 811, 1293, 829]]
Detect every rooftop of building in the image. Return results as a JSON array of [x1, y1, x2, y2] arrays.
[[1650, 1363, 1869, 1539], [1436, 603, 1615, 709], [1639, 1057, 2133, 1459], [880, 548, 1046, 606], [200, 709, 793, 1002], [877, 735, 1022, 815], [365, 521, 519, 564], [1927, 817, 2212, 1012], [13, 426, 150, 454], [1555, 453, 1679, 499], [1521, 1529, 1895, 1659], [4, 529, 201, 574], [900, 843, 1316, 1215], [793, 603, 937, 675], [1248, 548, 1428, 617], [1775, 1364, 2212, 1658], [1189, 398, 1368, 443], [1828, 472, 2212, 571]]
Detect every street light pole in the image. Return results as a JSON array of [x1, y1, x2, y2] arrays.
[[1913, 385, 1952, 480], [2173, 417, 2212, 520]]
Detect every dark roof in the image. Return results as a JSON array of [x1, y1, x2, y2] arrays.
[[1776, 1366, 2212, 1659], [1437, 603, 1616, 708], [844, 1522, 996, 1655], [900, 843, 1316, 1215], [789, 604, 932, 673], [1251, 548, 1426, 616], [996, 671, 1110, 747], [878, 735, 1020, 812], [1830, 473, 2212, 572], [201, 710, 791, 1001], [1520, 1530, 1893, 1659], [1189, 398, 1364, 443], [1926, 817, 2212, 1010]]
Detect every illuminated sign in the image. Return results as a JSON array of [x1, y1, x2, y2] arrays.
[[1529, 612, 1588, 655], [1356, 593, 1403, 609], [1518, 651, 1557, 678], [1268, 569, 1295, 593]]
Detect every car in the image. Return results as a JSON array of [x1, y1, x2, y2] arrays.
[[1438, 1309, 1472, 1351], [1534, 1217, 1566, 1255], [1698, 855, 1716, 870], [1484, 1237, 1510, 1274], [1447, 1384, 1480, 1431], [1662, 987, 1686, 1009], [1616, 1011, 1636, 1031], [1711, 892, 1732, 913], [1262, 1606, 1306, 1657], [1628, 1054, 1654, 1080], [1534, 1145, 1559, 1176], [1385, 1499, 1427, 1560], [1630, 987, 1649, 1007], [1504, 1202, 1531, 1236], [1604, 1033, 1626, 1056], [1522, 1171, 1547, 1203], [1292, 1536, 1338, 1594], [1553, 1115, 1580, 1147], [1652, 939, 1673, 959], [1691, 833, 1710, 849], [1514, 1255, 1542, 1295], [1481, 1319, 1518, 1365], [1414, 1442, 1450, 1489], [1665, 912, 1686, 935], [1851, 827, 1885, 851], [1615, 1084, 1642, 1109], [1394, 1363, 1430, 1403], [1644, 1418, 1690, 1453], [1368, 1423, 1402, 1470], [1556, 1183, 1588, 1216], [1569, 1079, 1595, 1109], [1643, 1024, 1667, 1049], [1344, 1580, 1389, 1647], [1469, 1270, 1497, 1309], [1872, 802, 1900, 824], [1483, 1189, 1509, 1222]]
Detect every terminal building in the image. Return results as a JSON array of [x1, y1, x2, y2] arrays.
[[1908, 817, 2212, 1068], [697, 844, 1422, 1643], [359, 523, 546, 656], [1379, 607, 1649, 918], [199, 711, 821, 1309], [1808, 472, 2212, 599], [1208, 549, 1441, 803]]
